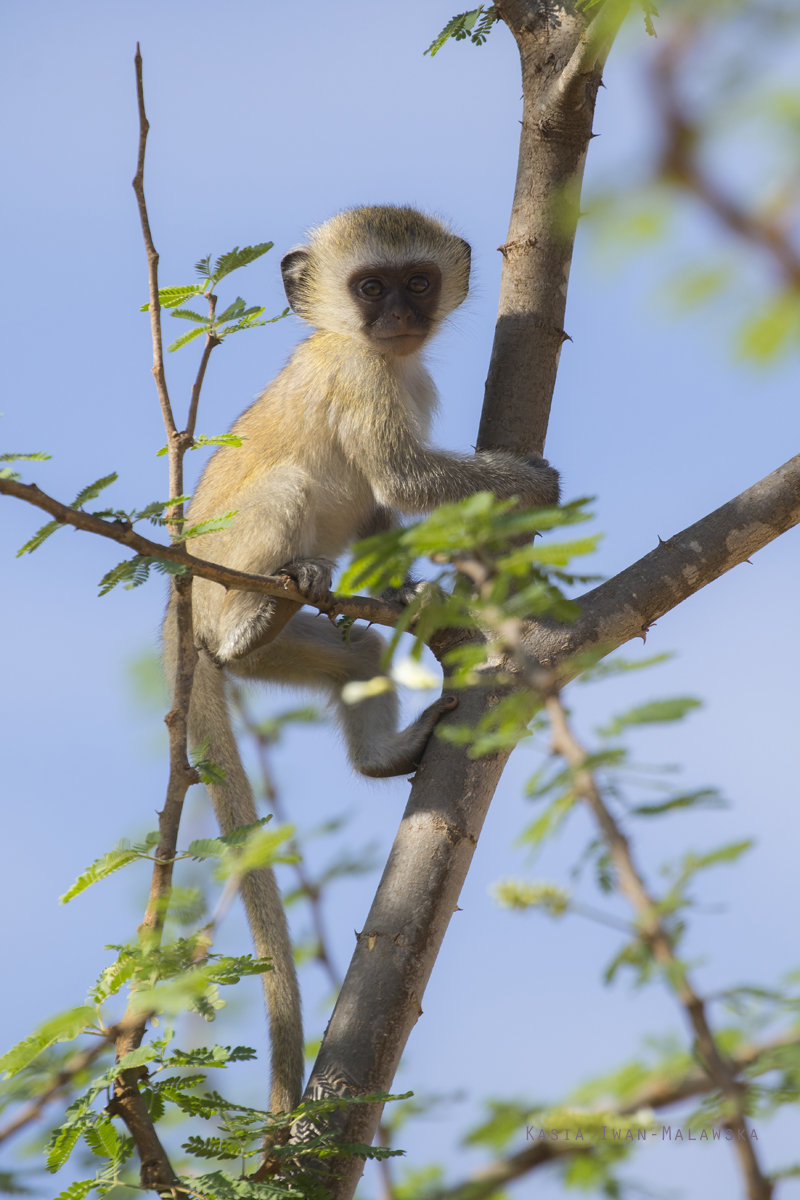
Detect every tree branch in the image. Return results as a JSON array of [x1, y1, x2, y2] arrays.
[[0, 474, 404, 627], [132, 45, 176, 450], [428, 1033, 798, 1200], [545, 692, 772, 1200], [521, 450, 800, 674], [102, 48, 202, 1196], [478, 1, 611, 456]]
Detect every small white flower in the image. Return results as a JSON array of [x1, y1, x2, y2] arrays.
[[341, 676, 395, 705], [390, 658, 440, 690]]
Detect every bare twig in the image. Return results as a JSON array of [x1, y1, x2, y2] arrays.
[[544, 693, 772, 1200], [132, 46, 177, 472], [186, 292, 221, 442], [427, 1032, 800, 1200]]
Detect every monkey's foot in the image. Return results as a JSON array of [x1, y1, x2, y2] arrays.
[[358, 693, 458, 778], [278, 557, 335, 606], [380, 578, 445, 606]]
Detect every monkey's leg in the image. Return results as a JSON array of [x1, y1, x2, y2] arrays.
[[226, 613, 457, 778], [163, 617, 304, 1114], [215, 590, 304, 661]]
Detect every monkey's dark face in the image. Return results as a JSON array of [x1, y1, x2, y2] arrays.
[[348, 263, 442, 356]]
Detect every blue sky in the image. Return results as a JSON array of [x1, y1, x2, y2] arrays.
[[1, 3, 799, 1197]]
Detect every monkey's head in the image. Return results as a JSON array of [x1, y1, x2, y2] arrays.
[[281, 206, 471, 357]]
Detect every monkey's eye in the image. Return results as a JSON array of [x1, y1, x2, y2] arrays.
[[407, 276, 430, 294], [359, 279, 386, 299]]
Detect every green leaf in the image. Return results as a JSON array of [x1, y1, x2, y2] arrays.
[[168, 1044, 257, 1068], [0, 1007, 97, 1077], [598, 697, 701, 738], [182, 1134, 241, 1161], [575, 651, 673, 684], [52, 1181, 96, 1200], [60, 841, 147, 904], [190, 737, 228, 787], [0, 451, 51, 462], [216, 297, 247, 324], [639, 0, 659, 36], [739, 291, 800, 362], [179, 511, 238, 541], [114, 1046, 159, 1073], [167, 326, 207, 353], [193, 433, 247, 450], [425, 7, 495, 56], [516, 793, 577, 851], [141, 285, 204, 311], [16, 519, 63, 556], [132, 496, 192, 523], [492, 879, 570, 914], [46, 1126, 83, 1173], [678, 839, 754, 879], [211, 243, 274, 283], [630, 788, 726, 818], [72, 473, 118, 509], [170, 307, 211, 326], [97, 554, 191, 596], [83, 1119, 120, 1160]]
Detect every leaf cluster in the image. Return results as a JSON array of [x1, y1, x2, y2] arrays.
[[424, 6, 499, 57], [140, 243, 289, 352], [342, 493, 599, 754]]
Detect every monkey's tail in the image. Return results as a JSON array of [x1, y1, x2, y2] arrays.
[[164, 626, 304, 1116]]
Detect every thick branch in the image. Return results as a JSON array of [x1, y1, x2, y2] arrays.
[[478, 1, 609, 456], [521, 451, 800, 672]]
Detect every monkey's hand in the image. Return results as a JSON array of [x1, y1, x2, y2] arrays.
[[379, 577, 444, 606], [277, 557, 335, 607], [521, 456, 561, 506], [474, 451, 561, 508]]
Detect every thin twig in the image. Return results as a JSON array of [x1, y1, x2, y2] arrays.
[[544, 693, 772, 1200], [186, 293, 221, 442], [0, 475, 404, 629], [427, 1032, 799, 1200], [104, 47, 209, 1196], [132, 45, 176, 448]]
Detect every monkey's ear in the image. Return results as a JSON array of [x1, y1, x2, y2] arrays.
[[457, 237, 472, 271], [281, 248, 311, 312]]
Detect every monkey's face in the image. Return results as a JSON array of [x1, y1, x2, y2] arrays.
[[348, 263, 442, 357]]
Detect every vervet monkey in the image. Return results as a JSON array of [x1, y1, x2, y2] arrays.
[[163, 205, 560, 1115]]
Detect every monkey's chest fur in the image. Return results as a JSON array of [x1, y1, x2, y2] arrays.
[[186, 334, 437, 641]]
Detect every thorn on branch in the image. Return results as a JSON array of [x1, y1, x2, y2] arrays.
[[497, 236, 537, 257]]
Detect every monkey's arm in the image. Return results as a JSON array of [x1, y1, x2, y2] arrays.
[[342, 402, 560, 513]]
